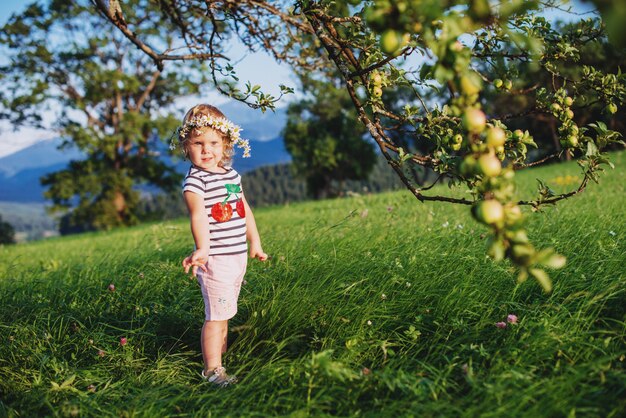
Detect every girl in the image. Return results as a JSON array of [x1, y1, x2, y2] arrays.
[[173, 104, 268, 387]]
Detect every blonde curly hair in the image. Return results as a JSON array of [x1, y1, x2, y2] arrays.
[[179, 104, 235, 166]]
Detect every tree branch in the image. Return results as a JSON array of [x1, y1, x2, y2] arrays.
[[90, 0, 225, 70], [135, 70, 162, 110]]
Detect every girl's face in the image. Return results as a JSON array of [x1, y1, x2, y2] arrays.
[[186, 128, 225, 171]]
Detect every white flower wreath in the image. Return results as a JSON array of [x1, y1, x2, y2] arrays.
[[170, 115, 251, 158]]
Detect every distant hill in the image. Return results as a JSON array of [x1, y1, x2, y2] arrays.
[[0, 138, 83, 178], [0, 161, 74, 203], [0, 102, 288, 203], [0, 136, 291, 203], [231, 137, 291, 173]]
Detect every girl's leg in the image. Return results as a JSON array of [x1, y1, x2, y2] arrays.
[[221, 320, 228, 354], [201, 320, 228, 372]]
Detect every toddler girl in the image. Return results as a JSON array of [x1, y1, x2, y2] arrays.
[[173, 103, 268, 387]]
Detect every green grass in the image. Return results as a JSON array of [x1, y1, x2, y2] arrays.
[[1, 152, 625, 417]]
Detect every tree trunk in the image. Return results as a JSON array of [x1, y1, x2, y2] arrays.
[[113, 191, 126, 219]]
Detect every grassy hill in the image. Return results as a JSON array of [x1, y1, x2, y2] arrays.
[[0, 152, 624, 417]]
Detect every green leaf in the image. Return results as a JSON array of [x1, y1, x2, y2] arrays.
[[586, 140, 599, 157], [542, 254, 566, 269], [517, 268, 529, 283], [61, 374, 76, 388], [530, 268, 552, 293], [224, 184, 241, 193], [487, 240, 505, 262], [433, 65, 454, 84]]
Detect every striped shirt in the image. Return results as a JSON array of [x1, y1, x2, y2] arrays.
[[182, 166, 248, 256]]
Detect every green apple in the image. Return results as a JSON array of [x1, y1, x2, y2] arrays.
[[371, 71, 382, 85], [477, 154, 502, 177], [607, 103, 618, 114], [460, 74, 481, 96], [493, 78, 503, 89], [504, 80, 513, 90], [450, 134, 463, 150], [566, 134, 578, 147], [372, 86, 383, 98], [463, 108, 487, 133], [380, 29, 407, 55], [486, 127, 506, 148], [473, 200, 504, 225], [550, 103, 562, 113], [564, 96, 573, 107]]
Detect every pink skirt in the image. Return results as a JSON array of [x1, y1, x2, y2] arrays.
[[196, 253, 247, 321]]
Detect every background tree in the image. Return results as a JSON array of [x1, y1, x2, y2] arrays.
[[283, 76, 377, 199], [86, 1, 626, 288], [0, 0, 209, 232], [0, 215, 16, 245]]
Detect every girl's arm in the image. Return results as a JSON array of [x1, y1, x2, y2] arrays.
[[242, 194, 268, 261], [182, 191, 211, 275]]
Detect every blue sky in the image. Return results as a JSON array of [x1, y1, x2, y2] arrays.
[[0, 1, 597, 158], [0, 0, 295, 157]]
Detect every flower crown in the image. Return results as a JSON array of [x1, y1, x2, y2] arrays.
[[170, 114, 251, 158]]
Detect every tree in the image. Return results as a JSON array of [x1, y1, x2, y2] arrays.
[[283, 76, 377, 199], [87, 1, 626, 288], [0, 215, 16, 245], [0, 0, 209, 232]]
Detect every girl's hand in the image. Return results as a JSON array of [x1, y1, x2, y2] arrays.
[[249, 244, 268, 262], [182, 248, 209, 276]]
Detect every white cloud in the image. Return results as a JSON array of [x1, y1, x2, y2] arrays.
[[0, 123, 56, 158]]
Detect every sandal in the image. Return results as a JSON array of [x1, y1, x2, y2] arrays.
[[201, 366, 238, 387]]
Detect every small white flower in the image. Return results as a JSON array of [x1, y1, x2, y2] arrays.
[[442, 221, 449, 228], [609, 231, 616, 236], [174, 114, 251, 157], [381, 294, 387, 300], [367, 320, 372, 326], [456, 224, 463, 229]]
